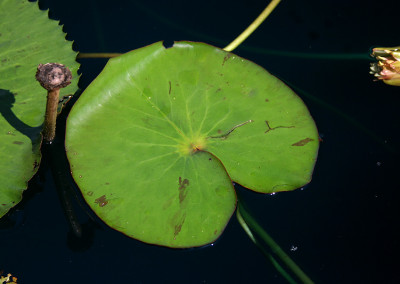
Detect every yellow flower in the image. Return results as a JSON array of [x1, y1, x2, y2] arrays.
[[370, 46, 400, 86]]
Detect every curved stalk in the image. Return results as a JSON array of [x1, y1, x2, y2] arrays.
[[223, 0, 282, 52]]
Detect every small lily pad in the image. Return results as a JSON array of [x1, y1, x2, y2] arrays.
[[65, 41, 318, 247], [0, 0, 79, 218]]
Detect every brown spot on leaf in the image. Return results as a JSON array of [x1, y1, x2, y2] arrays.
[[33, 160, 39, 170], [12, 141, 23, 145], [95, 195, 108, 207], [292, 138, 314, 146], [87, 191, 93, 196], [173, 212, 186, 239], [178, 177, 189, 203], [168, 81, 172, 94], [222, 53, 233, 66], [265, 98, 269, 102]]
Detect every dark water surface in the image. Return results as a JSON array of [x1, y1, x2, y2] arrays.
[[1, 0, 399, 283]]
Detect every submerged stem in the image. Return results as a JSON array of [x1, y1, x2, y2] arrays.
[[237, 199, 314, 284], [223, 0, 282, 52]]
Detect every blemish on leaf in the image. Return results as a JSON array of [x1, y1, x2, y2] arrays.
[[95, 195, 108, 207], [209, 120, 253, 139], [173, 212, 186, 239], [141, 116, 152, 126], [214, 230, 218, 235], [222, 53, 233, 66], [7, 131, 15, 136], [168, 81, 171, 94], [12, 141, 23, 145], [292, 138, 314, 146], [33, 160, 39, 170], [178, 177, 189, 203], [265, 98, 269, 102], [209, 158, 212, 161], [87, 191, 93, 196], [264, 120, 295, 134]]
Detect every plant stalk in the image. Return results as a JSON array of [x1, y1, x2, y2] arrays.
[[35, 63, 72, 143], [223, 0, 282, 52], [43, 89, 60, 142], [237, 200, 314, 284]]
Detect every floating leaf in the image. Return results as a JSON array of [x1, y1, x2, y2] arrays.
[[65, 41, 318, 247], [0, 0, 79, 218]]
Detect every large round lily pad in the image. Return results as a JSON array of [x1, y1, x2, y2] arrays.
[[0, 0, 79, 218], [65, 41, 318, 248]]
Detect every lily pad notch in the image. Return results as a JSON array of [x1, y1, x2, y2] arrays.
[[65, 41, 319, 248]]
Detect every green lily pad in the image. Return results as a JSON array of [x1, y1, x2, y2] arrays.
[[65, 41, 318, 247], [0, 0, 79, 218]]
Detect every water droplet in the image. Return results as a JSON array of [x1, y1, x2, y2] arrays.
[[290, 245, 298, 251], [376, 161, 382, 166]]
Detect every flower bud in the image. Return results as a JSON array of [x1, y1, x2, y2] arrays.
[[370, 47, 400, 86]]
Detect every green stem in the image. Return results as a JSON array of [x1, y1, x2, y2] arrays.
[[237, 199, 314, 284], [223, 0, 282, 52], [77, 52, 121, 59], [236, 208, 298, 284]]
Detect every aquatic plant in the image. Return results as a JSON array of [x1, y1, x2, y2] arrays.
[[1, 0, 320, 282]]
